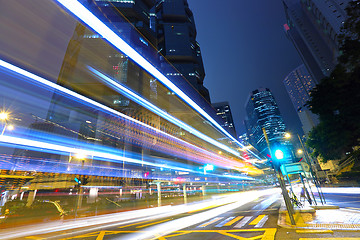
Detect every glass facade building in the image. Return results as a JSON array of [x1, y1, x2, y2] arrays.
[[245, 88, 287, 156], [155, 0, 211, 102], [283, 64, 319, 135], [282, 0, 351, 83], [212, 101, 237, 138]]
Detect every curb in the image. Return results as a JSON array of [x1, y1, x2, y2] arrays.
[[277, 208, 360, 231]]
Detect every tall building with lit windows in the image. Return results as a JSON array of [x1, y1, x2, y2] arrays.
[[284, 64, 319, 135], [244, 88, 287, 155], [212, 102, 237, 138], [155, 0, 210, 102], [282, 0, 351, 83]]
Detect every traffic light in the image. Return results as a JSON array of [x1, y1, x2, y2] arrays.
[[74, 177, 81, 185], [274, 149, 284, 160]]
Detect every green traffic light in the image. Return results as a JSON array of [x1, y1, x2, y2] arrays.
[[274, 149, 284, 160]]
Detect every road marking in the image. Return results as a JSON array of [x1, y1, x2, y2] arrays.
[[188, 203, 227, 213], [215, 217, 235, 227], [136, 218, 171, 228], [96, 231, 106, 240], [346, 207, 360, 211], [249, 214, 266, 225], [59, 228, 277, 240], [198, 217, 223, 228], [234, 216, 252, 228], [223, 216, 243, 226], [25, 237, 46, 240], [255, 215, 269, 228], [118, 219, 153, 228], [296, 229, 333, 234]]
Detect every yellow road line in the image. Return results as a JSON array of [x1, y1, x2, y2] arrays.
[[346, 207, 360, 210], [60, 228, 278, 240], [136, 218, 171, 228], [118, 219, 153, 228], [249, 214, 265, 225], [25, 237, 46, 240], [95, 231, 106, 240], [187, 203, 227, 213], [223, 216, 244, 226], [296, 229, 333, 234]]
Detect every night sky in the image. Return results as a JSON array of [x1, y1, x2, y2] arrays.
[[188, 0, 304, 136]]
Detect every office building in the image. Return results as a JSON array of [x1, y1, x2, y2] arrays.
[[284, 64, 319, 135], [212, 101, 237, 138], [282, 0, 351, 83], [244, 88, 287, 156], [155, 0, 210, 102]]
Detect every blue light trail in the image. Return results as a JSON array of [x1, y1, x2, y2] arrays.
[[54, 0, 262, 161]]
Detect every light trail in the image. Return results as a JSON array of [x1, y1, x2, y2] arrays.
[[54, 0, 263, 161], [0, 58, 260, 174], [123, 188, 280, 240], [0, 134, 191, 173], [0, 189, 279, 240], [88, 67, 245, 160], [321, 187, 360, 194]]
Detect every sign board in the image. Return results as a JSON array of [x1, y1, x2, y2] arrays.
[[280, 162, 310, 175]]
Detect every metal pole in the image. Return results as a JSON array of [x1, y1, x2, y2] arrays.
[[263, 128, 295, 225], [298, 134, 325, 204]]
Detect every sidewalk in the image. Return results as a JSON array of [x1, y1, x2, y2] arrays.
[[278, 201, 360, 230]]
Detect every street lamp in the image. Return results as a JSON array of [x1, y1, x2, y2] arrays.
[[284, 132, 291, 139], [0, 112, 8, 120], [297, 149, 303, 155], [0, 111, 9, 135]]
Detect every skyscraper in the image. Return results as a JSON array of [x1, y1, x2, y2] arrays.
[[284, 64, 319, 135], [155, 0, 210, 102], [212, 101, 237, 138], [244, 88, 287, 155], [282, 0, 351, 83]]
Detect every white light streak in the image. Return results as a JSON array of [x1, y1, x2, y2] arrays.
[[54, 0, 262, 160]]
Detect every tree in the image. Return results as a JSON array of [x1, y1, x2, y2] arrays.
[[307, 1, 360, 162]]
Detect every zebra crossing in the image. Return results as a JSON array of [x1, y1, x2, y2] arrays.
[[196, 214, 269, 229]]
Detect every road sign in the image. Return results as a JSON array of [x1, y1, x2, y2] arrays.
[[280, 162, 310, 175]]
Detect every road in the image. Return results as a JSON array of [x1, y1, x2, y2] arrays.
[[5, 188, 360, 240]]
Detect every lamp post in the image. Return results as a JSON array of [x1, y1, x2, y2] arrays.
[[297, 134, 325, 204]]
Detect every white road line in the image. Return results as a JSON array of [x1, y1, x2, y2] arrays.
[[255, 215, 269, 228], [215, 217, 235, 227], [234, 216, 252, 228]]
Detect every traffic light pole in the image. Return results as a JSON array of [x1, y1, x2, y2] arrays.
[[263, 128, 295, 225]]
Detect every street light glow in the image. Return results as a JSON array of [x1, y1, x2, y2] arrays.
[[284, 132, 291, 139], [0, 112, 8, 121], [297, 149, 303, 154]]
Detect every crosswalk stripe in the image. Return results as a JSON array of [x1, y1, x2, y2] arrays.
[[249, 214, 266, 225], [198, 217, 223, 228], [223, 216, 244, 226], [255, 215, 269, 228], [234, 216, 252, 228], [215, 217, 235, 227]]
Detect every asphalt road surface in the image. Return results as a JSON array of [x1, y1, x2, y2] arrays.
[[14, 190, 360, 240]]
